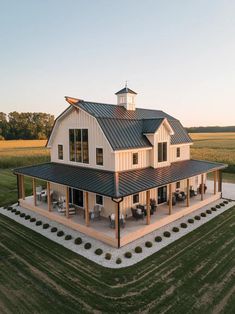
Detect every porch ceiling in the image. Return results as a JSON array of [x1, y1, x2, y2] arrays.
[[14, 159, 226, 198]]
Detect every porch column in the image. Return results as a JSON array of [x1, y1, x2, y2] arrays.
[[146, 190, 150, 225], [214, 171, 217, 195], [85, 191, 89, 226], [201, 174, 204, 201], [66, 186, 69, 218], [32, 178, 37, 206], [186, 178, 190, 207], [18, 174, 22, 199], [21, 175, 25, 200], [47, 182, 51, 212], [169, 183, 172, 215], [218, 170, 222, 193], [115, 202, 118, 239]]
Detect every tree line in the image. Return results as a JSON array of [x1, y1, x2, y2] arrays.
[[0, 112, 54, 140], [186, 126, 235, 133]]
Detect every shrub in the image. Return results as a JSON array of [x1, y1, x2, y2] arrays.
[[145, 241, 153, 248], [200, 212, 206, 217], [74, 237, 82, 245], [124, 251, 132, 258], [206, 209, 212, 214], [7, 206, 13, 211], [65, 235, 72, 241], [36, 220, 42, 226], [30, 218, 36, 222], [51, 227, 57, 233], [116, 258, 122, 264], [188, 219, 194, 224], [211, 207, 217, 211], [216, 205, 221, 209], [84, 242, 91, 250], [105, 253, 112, 260], [223, 200, 228, 204], [172, 227, 179, 232], [57, 231, 64, 237], [11, 208, 16, 213], [15, 211, 21, 215], [220, 203, 225, 207], [20, 213, 25, 218], [180, 223, 187, 228], [95, 248, 103, 255], [25, 215, 31, 220], [155, 236, 162, 242], [135, 246, 142, 253], [163, 231, 171, 238], [43, 223, 50, 229], [194, 215, 201, 220]]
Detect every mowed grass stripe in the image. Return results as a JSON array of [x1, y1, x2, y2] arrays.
[[0, 207, 234, 313]]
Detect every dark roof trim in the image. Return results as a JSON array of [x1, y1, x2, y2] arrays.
[[115, 87, 137, 95]]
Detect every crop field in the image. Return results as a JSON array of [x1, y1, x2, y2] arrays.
[[0, 206, 234, 313]]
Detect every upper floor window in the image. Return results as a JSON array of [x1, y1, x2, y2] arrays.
[[176, 181, 180, 189], [132, 152, 138, 165], [96, 148, 103, 166], [133, 193, 139, 204], [158, 142, 167, 162], [58, 144, 63, 160], [69, 129, 89, 163], [177, 147, 180, 158], [96, 194, 103, 205]]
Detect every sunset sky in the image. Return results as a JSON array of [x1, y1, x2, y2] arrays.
[[0, 0, 235, 126]]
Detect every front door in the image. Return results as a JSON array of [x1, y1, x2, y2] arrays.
[[158, 186, 167, 204], [69, 188, 83, 207]]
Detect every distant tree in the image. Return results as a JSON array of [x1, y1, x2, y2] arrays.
[[0, 112, 8, 139]]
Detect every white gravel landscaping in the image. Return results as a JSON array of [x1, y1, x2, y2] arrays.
[[0, 198, 234, 269]]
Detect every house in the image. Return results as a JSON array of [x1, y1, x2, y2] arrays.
[[14, 86, 227, 247]]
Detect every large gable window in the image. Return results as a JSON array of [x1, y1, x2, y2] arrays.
[[69, 129, 89, 163], [158, 142, 167, 162]]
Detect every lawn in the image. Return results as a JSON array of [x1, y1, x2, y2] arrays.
[[0, 206, 234, 313]]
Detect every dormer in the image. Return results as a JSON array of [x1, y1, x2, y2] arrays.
[[115, 86, 137, 111]]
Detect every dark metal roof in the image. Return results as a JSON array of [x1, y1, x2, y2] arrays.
[[115, 87, 137, 95], [142, 118, 165, 134], [14, 160, 226, 198]]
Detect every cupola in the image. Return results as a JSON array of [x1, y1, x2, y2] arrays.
[[115, 84, 137, 111]]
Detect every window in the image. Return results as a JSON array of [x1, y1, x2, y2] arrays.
[[69, 129, 89, 163], [133, 194, 139, 204], [158, 142, 167, 162], [176, 181, 180, 189], [96, 194, 103, 205], [132, 152, 138, 165], [58, 144, 63, 160], [96, 148, 103, 166], [177, 147, 180, 158]]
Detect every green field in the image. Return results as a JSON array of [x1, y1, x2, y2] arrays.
[[0, 206, 234, 313]]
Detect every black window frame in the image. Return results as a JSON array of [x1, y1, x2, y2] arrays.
[[58, 144, 63, 160], [96, 194, 103, 205], [96, 148, 104, 166], [158, 142, 167, 162], [132, 152, 138, 165], [69, 129, 89, 164], [133, 193, 139, 204], [176, 147, 180, 158]]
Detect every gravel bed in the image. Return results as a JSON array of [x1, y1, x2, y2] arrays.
[[0, 199, 234, 268]]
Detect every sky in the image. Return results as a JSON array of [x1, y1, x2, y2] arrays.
[[0, 0, 235, 127]]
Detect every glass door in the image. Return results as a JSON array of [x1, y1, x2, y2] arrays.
[[158, 186, 167, 204], [69, 188, 84, 207]]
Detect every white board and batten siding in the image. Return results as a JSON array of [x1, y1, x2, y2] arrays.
[[169, 144, 190, 162], [114, 149, 150, 172]]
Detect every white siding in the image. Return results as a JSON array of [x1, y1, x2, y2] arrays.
[[170, 144, 190, 162], [115, 149, 150, 171]]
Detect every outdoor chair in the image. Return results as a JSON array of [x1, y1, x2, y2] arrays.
[[109, 215, 115, 228], [131, 207, 144, 220]]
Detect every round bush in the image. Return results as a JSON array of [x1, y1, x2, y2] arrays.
[[124, 251, 132, 258], [220, 203, 225, 207], [74, 237, 82, 245], [172, 227, 179, 232], [163, 231, 171, 238], [116, 258, 122, 264], [206, 209, 212, 214], [145, 241, 153, 248], [105, 253, 112, 260], [200, 212, 206, 217], [51, 227, 57, 233], [211, 207, 217, 211], [11, 208, 16, 213], [30, 217, 36, 222], [135, 246, 142, 253], [194, 215, 201, 220], [95, 248, 103, 255], [180, 223, 187, 228], [57, 230, 64, 237], [65, 235, 72, 241], [20, 213, 25, 218], [43, 223, 49, 229], [216, 205, 221, 209], [36, 220, 42, 226], [84, 242, 91, 250], [25, 215, 31, 220], [155, 236, 162, 242], [7, 206, 13, 211], [188, 219, 194, 224], [15, 210, 21, 215], [223, 200, 228, 204]]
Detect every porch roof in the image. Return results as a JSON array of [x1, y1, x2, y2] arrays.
[[14, 160, 226, 198]]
